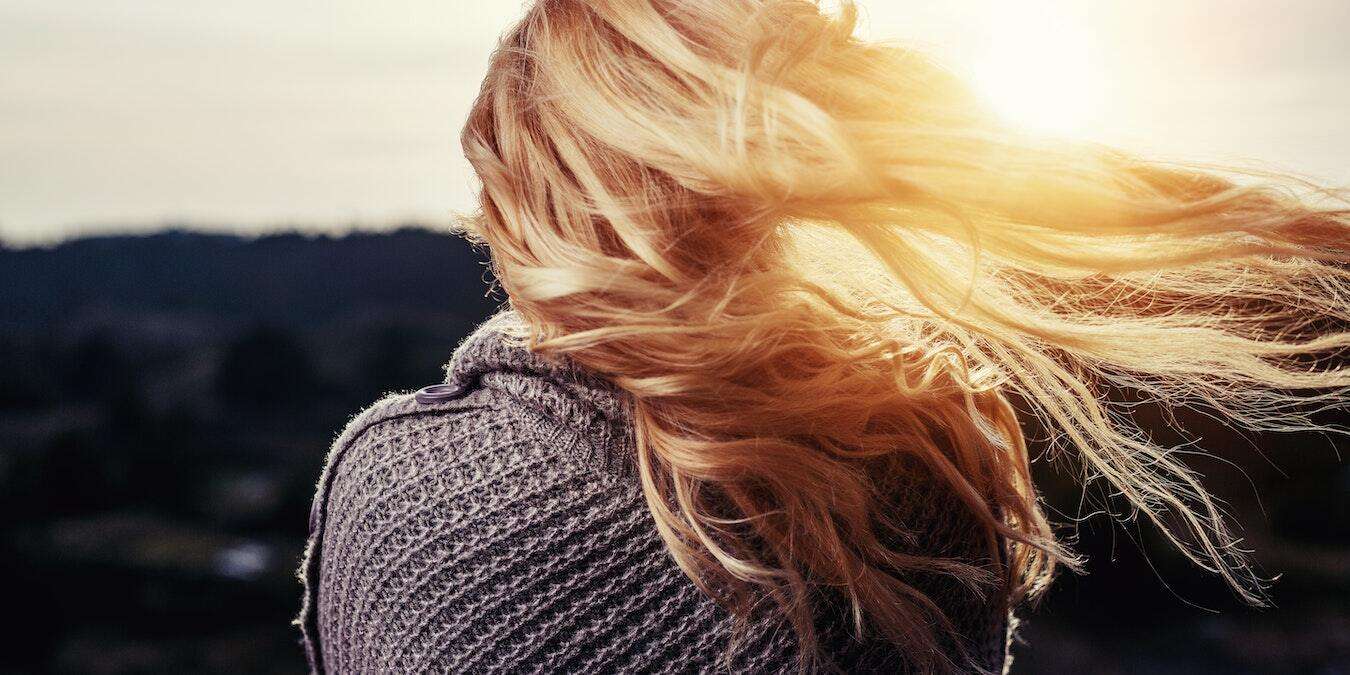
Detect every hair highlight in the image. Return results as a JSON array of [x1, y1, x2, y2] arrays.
[[459, 1, 1350, 671]]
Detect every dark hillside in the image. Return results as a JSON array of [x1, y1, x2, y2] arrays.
[[0, 228, 496, 330], [0, 227, 500, 673]]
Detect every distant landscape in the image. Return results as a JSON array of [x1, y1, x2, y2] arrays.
[[1, 228, 1346, 673]]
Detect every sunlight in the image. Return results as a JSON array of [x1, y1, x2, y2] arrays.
[[971, 2, 1107, 138]]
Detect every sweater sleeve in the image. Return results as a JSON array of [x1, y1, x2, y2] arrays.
[[298, 396, 799, 674]]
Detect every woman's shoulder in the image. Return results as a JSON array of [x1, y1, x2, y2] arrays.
[[297, 385, 654, 672], [315, 382, 635, 538], [311, 361, 640, 526], [307, 306, 642, 547], [298, 383, 807, 674]]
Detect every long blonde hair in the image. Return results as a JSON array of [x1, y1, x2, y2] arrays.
[[457, 0, 1350, 671]]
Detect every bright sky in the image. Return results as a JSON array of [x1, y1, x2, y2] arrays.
[[2, 0, 1347, 245]]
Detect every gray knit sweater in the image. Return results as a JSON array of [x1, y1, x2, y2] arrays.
[[297, 310, 1015, 673]]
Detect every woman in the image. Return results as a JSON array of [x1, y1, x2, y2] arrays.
[[297, 1, 1349, 672]]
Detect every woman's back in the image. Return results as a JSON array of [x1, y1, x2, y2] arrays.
[[297, 0, 1350, 669], [298, 310, 1012, 673]]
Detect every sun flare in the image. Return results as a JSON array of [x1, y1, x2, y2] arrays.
[[971, 2, 1107, 138]]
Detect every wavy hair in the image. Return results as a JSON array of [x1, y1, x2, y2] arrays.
[[457, 0, 1350, 671]]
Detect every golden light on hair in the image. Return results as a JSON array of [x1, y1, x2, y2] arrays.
[[459, 0, 1350, 672]]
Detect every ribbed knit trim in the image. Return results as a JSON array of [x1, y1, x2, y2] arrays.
[[440, 308, 639, 475]]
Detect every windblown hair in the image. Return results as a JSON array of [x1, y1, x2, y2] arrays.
[[458, 0, 1350, 671]]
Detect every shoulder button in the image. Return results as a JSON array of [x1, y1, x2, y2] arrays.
[[414, 382, 468, 404]]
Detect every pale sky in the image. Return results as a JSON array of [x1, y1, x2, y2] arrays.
[[2, 0, 1347, 245]]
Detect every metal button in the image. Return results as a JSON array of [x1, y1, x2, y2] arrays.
[[414, 382, 468, 404]]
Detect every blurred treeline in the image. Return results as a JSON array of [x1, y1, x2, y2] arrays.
[[1, 228, 498, 673], [0, 228, 1346, 673]]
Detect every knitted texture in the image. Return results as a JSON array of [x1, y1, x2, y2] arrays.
[[296, 310, 1015, 673]]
